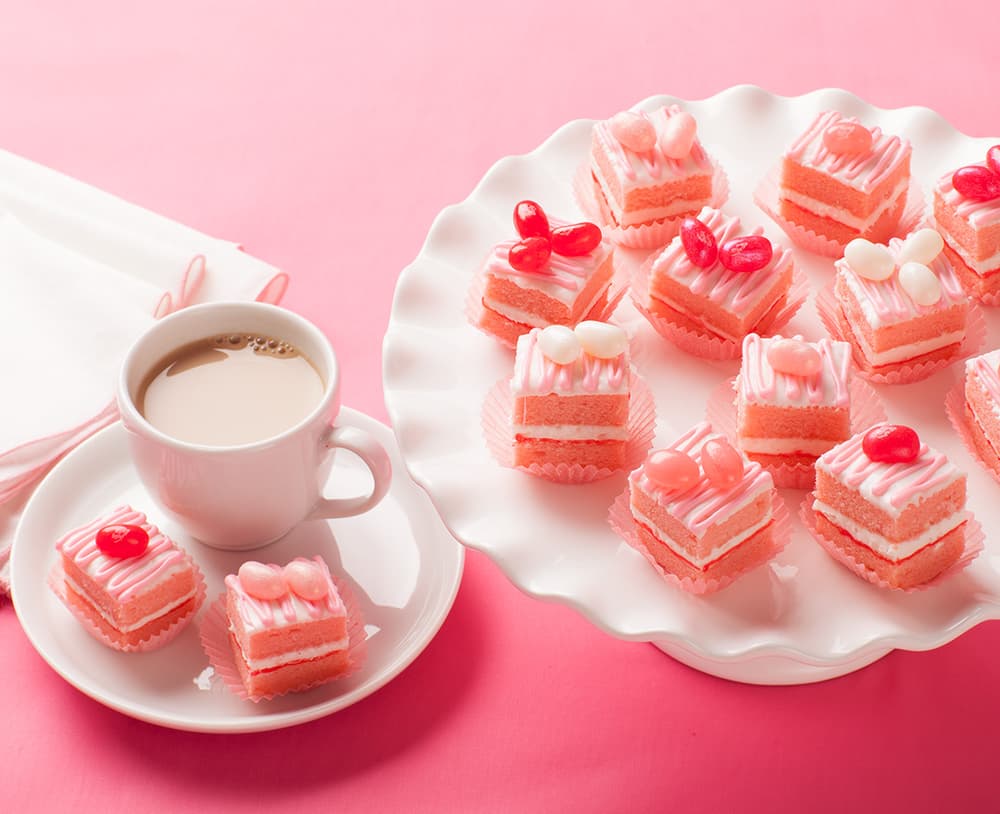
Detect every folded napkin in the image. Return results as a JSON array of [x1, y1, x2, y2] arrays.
[[0, 149, 287, 594]]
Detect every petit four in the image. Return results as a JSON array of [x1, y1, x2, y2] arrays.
[[778, 111, 911, 245], [812, 425, 968, 589], [962, 349, 1000, 474], [511, 321, 630, 470]]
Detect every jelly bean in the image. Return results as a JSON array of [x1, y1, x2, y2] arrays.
[[896, 228, 944, 266], [988, 145, 1000, 177], [680, 217, 718, 268], [719, 235, 773, 273], [822, 121, 873, 156], [514, 200, 550, 239], [609, 111, 656, 153], [701, 439, 745, 490], [550, 222, 602, 256], [952, 165, 1000, 202], [508, 237, 551, 273], [862, 425, 920, 464], [766, 338, 823, 377], [844, 238, 894, 281], [644, 449, 701, 492], [95, 524, 149, 559], [898, 262, 942, 306], [283, 560, 329, 601], [238, 561, 286, 600], [574, 321, 628, 359], [537, 325, 581, 365], [659, 111, 697, 159]]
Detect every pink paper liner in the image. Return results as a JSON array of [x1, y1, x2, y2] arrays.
[[944, 379, 1000, 486], [815, 280, 987, 384], [465, 247, 631, 350], [608, 488, 792, 595], [754, 167, 927, 257], [799, 494, 984, 593], [572, 161, 730, 250], [199, 576, 367, 703], [629, 252, 810, 360], [47, 552, 206, 653], [705, 375, 887, 489], [482, 369, 656, 484]]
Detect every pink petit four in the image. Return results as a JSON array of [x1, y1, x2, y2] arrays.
[[811, 425, 968, 589], [962, 349, 1000, 474], [225, 556, 351, 698], [778, 111, 911, 245], [511, 321, 630, 470]]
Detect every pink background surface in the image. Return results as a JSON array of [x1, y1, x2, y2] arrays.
[[2, 3, 998, 811]]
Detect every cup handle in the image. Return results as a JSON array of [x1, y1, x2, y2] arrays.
[[308, 425, 392, 519]]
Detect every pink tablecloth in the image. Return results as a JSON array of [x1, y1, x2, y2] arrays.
[[3, 3, 998, 811]]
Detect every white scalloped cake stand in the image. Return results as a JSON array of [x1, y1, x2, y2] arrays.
[[383, 86, 1000, 685]]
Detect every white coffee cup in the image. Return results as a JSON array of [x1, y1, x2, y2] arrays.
[[117, 301, 391, 550]]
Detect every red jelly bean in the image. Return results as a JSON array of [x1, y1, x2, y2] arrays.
[[550, 222, 602, 256], [952, 165, 1000, 202], [680, 217, 718, 268], [513, 200, 550, 239], [719, 235, 773, 273], [862, 425, 920, 464], [987, 145, 1000, 177], [95, 524, 150, 559], [508, 237, 551, 272]]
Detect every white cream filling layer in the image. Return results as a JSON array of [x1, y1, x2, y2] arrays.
[[940, 229, 1000, 276], [779, 177, 908, 230], [812, 501, 967, 562], [847, 323, 965, 366], [483, 280, 608, 329], [739, 437, 838, 455], [63, 572, 196, 632], [631, 506, 772, 569], [513, 424, 628, 441], [231, 633, 350, 672], [592, 164, 709, 226]]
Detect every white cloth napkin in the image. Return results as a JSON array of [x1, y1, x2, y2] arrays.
[[0, 149, 287, 593]]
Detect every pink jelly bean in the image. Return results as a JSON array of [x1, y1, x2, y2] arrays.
[[680, 217, 718, 268], [659, 111, 697, 159], [766, 338, 822, 377], [283, 560, 329, 601], [862, 425, 920, 464], [609, 111, 656, 153], [719, 235, 773, 273], [988, 145, 1000, 177], [644, 449, 701, 492], [822, 121, 873, 156], [952, 165, 1000, 202], [701, 439, 744, 490], [238, 561, 286, 601]]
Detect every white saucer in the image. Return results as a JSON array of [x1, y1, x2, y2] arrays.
[[10, 408, 464, 732]]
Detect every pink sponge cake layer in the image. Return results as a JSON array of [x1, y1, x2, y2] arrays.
[[628, 422, 776, 581], [477, 224, 615, 346], [56, 505, 200, 650], [225, 556, 350, 698], [964, 350, 1000, 472], [736, 334, 852, 469], [647, 207, 794, 342], [590, 105, 718, 229], [813, 427, 967, 589], [934, 169, 1000, 300], [511, 327, 629, 469], [834, 237, 968, 371], [779, 110, 911, 244]]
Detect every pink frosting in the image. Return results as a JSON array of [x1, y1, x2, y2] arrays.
[[970, 353, 1000, 403], [741, 334, 850, 408], [594, 105, 711, 183], [56, 505, 189, 602], [786, 110, 910, 193], [224, 556, 345, 630], [936, 168, 1000, 228], [512, 328, 627, 396]]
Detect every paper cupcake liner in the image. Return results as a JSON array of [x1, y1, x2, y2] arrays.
[[815, 280, 986, 384], [608, 488, 792, 595], [754, 168, 927, 258], [199, 576, 367, 703], [48, 551, 206, 653], [572, 161, 730, 250], [629, 252, 809, 360], [482, 369, 656, 484], [705, 375, 887, 489], [944, 379, 1000, 486], [465, 248, 631, 350], [799, 495, 984, 593]]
